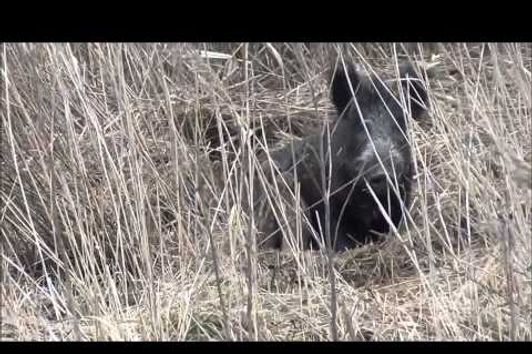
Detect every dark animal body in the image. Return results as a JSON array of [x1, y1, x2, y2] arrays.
[[254, 62, 429, 252]]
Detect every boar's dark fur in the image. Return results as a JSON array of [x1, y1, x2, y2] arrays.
[[253, 61, 429, 252]]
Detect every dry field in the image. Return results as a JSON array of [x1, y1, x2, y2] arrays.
[[1, 43, 531, 341]]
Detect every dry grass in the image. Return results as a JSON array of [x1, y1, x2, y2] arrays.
[[1, 43, 530, 341]]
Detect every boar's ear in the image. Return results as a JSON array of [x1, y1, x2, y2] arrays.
[[331, 63, 363, 115], [399, 62, 429, 120]]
